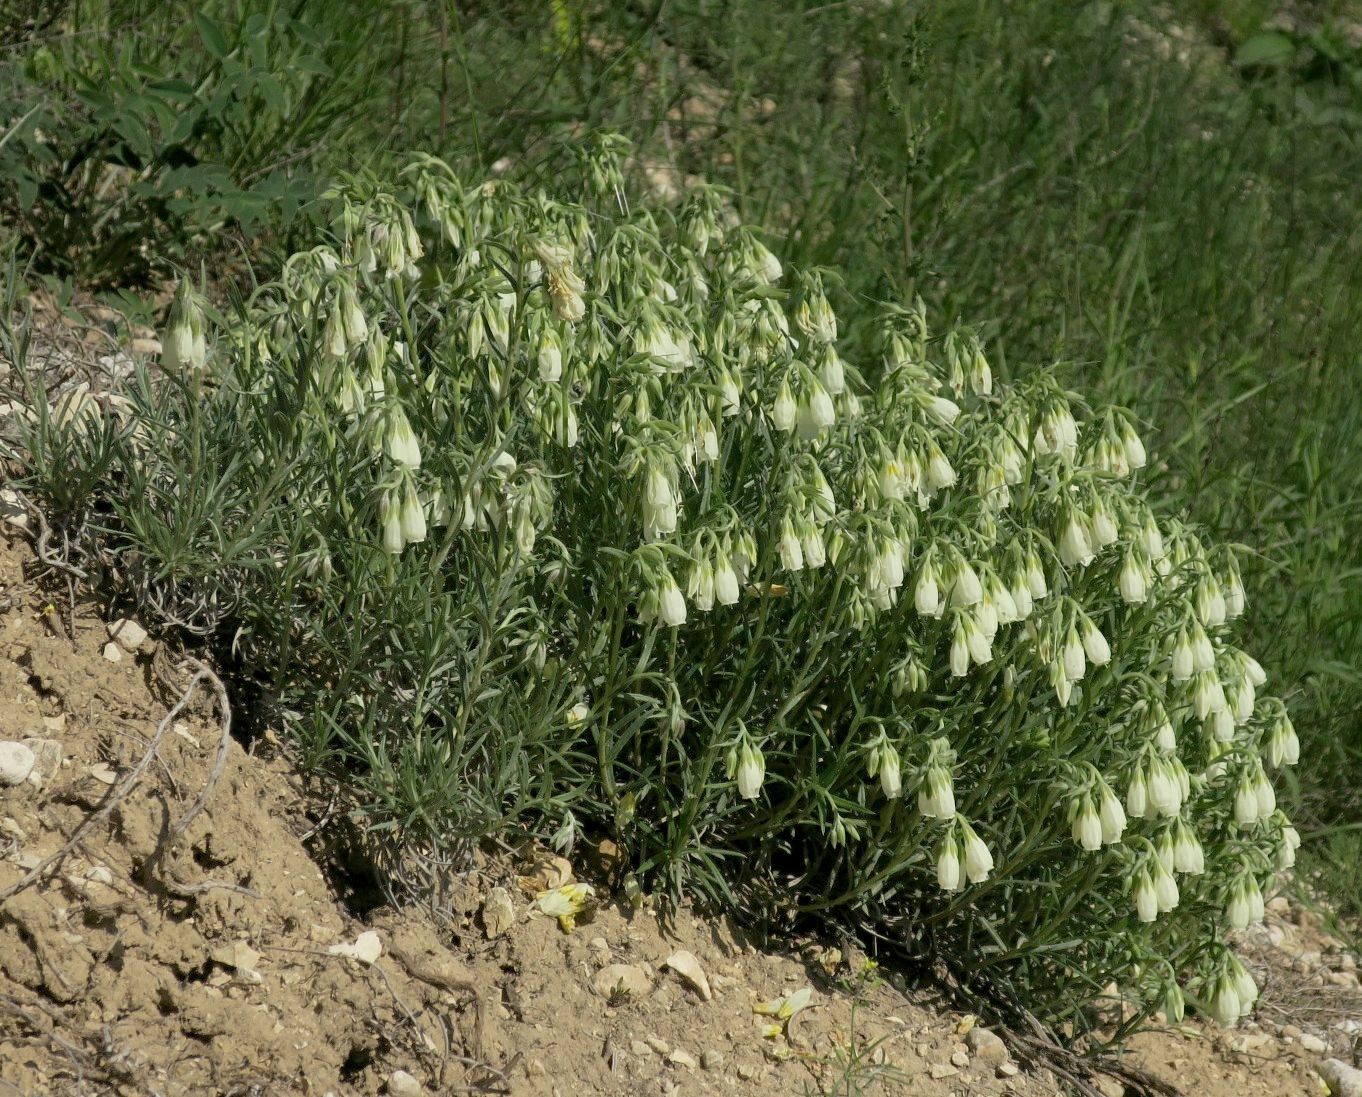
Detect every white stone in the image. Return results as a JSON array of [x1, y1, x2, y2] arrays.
[[481, 886, 515, 938], [386, 1069, 422, 1097], [0, 742, 35, 786], [327, 930, 382, 965], [102, 642, 123, 663], [107, 618, 148, 653], [1320, 1059, 1362, 1097], [1301, 1033, 1329, 1053], [592, 964, 651, 1001], [662, 950, 711, 1000], [966, 1026, 1009, 1067]]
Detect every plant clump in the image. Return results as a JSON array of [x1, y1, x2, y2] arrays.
[[12, 138, 1300, 1031]]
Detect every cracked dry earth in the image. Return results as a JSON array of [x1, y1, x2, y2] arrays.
[[0, 529, 1352, 1097]]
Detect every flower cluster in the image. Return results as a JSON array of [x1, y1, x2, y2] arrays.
[[172, 144, 1297, 1030]]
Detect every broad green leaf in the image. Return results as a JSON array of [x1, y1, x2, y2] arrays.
[[257, 73, 287, 114], [1234, 32, 1295, 68], [194, 12, 230, 59]]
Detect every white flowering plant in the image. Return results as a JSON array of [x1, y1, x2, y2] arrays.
[[9, 138, 1299, 1033]]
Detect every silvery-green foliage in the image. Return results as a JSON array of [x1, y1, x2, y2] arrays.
[[62, 139, 1296, 1029]]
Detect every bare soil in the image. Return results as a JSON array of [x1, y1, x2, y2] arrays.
[[0, 531, 1344, 1097]]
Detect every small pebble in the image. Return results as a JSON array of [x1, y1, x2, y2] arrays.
[[102, 642, 123, 663], [386, 1069, 422, 1097], [481, 887, 514, 938], [966, 1026, 1009, 1067], [662, 950, 712, 1001], [700, 1050, 724, 1070], [950, 1050, 970, 1068], [107, 617, 148, 653], [1300, 1033, 1328, 1053]]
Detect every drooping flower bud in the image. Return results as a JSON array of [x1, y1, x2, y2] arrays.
[[1071, 797, 1102, 852], [729, 739, 766, 800], [1081, 617, 1111, 666], [865, 737, 902, 800], [935, 833, 963, 892], [657, 570, 688, 627], [379, 488, 404, 555], [1226, 870, 1264, 930], [1152, 859, 1180, 913], [1265, 712, 1299, 768], [959, 819, 993, 883], [771, 380, 797, 432], [1098, 783, 1126, 845], [1058, 512, 1095, 568], [924, 441, 956, 491], [796, 377, 836, 440], [1132, 870, 1158, 923], [385, 406, 422, 468], [1119, 550, 1150, 604], [1172, 819, 1204, 875], [919, 759, 956, 820], [399, 476, 427, 544]]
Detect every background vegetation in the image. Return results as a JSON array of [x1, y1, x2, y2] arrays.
[[2, 0, 1359, 977]]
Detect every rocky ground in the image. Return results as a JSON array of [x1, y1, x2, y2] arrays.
[[0, 525, 1358, 1097]]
